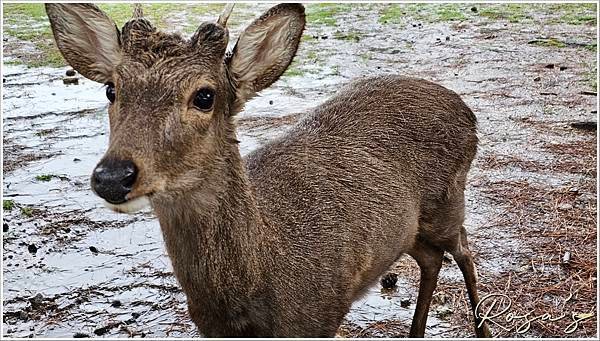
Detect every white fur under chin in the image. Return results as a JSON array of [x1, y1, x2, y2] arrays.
[[103, 196, 151, 214]]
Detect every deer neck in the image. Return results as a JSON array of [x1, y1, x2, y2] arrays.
[[152, 143, 271, 301]]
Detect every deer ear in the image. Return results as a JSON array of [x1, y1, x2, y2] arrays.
[[227, 3, 305, 104], [45, 3, 121, 83]]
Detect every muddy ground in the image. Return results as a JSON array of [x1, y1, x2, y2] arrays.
[[2, 3, 597, 338]]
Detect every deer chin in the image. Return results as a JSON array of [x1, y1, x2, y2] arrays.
[[103, 195, 151, 214]]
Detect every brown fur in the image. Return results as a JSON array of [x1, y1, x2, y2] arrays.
[[46, 3, 491, 337]]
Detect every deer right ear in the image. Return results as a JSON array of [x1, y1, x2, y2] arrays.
[[45, 4, 121, 83], [227, 4, 305, 109]]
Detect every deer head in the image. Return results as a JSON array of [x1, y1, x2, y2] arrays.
[[45, 3, 305, 213]]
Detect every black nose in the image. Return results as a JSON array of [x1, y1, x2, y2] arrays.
[[91, 158, 138, 204]]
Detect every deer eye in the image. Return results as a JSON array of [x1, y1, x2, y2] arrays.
[[193, 88, 215, 111], [106, 82, 116, 103]]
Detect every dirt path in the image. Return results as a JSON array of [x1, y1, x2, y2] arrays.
[[2, 3, 597, 338]]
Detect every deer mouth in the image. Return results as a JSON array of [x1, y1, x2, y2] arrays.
[[103, 194, 151, 214]]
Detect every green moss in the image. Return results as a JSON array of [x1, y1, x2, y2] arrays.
[[98, 3, 193, 29], [478, 4, 532, 23], [561, 14, 596, 25], [301, 34, 316, 42], [477, 4, 597, 25], [587, 67, 597, 91], [96, 4, 134, 27], [543, 106, 557, 115], [306, 3, 352, 26], [20, 207, 34, 217], [4, 60, 23, 66], [548, 3, 597, 25], [2, 4, 64, 66], [3, 200, 15, 211], [378, 4, 404, 24], [360, 52, 372, 62], [379, 4, 470, 24], [330, 65, 341, 76], [437, 7, 466, 21], [32, 41, 65, 68], [187, 3, 226, 17], [283, 59, 304, 77], [478, 8, 502, 19], [333, 31, 361, 42], [529, 38, 567, 48], [2, 3, 213, 67], [584, 44, 597, 52], [283, 67, 305, 77], [183, 4, 229, 34], [2, 3, 46, 23], [548, 3, 596, 11], [35, 174, 54, 182], [308, 14, 336, 26]]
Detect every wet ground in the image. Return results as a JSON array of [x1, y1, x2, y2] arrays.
[[2, 3, 597, 338]]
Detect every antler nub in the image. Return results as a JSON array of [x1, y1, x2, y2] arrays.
[[217, 3, 235, 27], [133, 3, 144, 18]]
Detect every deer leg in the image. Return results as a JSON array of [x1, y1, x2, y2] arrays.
[[408, 239, 444, 337], [449, 226, 491, 338]]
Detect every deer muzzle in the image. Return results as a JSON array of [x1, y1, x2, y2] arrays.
[[91, 158, 138, 204]]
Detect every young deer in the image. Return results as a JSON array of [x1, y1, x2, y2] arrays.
[[46, 3, 491, 337]]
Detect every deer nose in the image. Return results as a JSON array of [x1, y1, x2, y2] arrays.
[[91, 159, 138, 204]]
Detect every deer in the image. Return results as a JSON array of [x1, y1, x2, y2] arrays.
[[45, 3, 491, 338]]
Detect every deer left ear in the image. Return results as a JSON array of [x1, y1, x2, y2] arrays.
[[46, 3, 121, 83], [227, 3, 305, 107]]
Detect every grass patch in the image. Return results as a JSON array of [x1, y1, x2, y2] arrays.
[[283, 66, 305, 77], [2, 3, 47, 23], [3, 200, 16, 211], [306, 3, 352, 26], [437, 6, 466, 21], [360, 52, 372, 62], [35, 174, 54, 182], [333, 30, 361, 42], [330, 65, 341, 76], [478, 4, 532, 23], [379, 4, 404, 24], [379, 3, 595, 25], [563, 14, 597, 25], [97, 3, 136, 27], [586, 67, 597, 91], [301, 34, 316, 42], [2, 4, 63, 67], [187, 3, 227, 18], [20, 207, 34, 217], [306, 50, 319, 63], [2, 3, 217, 67], [547, 3, 597, 25], [379, 4, 470, 24], [98, 3, 199, 28], [4, 59, 23, 66], [178, 3, 226, 34], [528, 38, 567, 48]]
